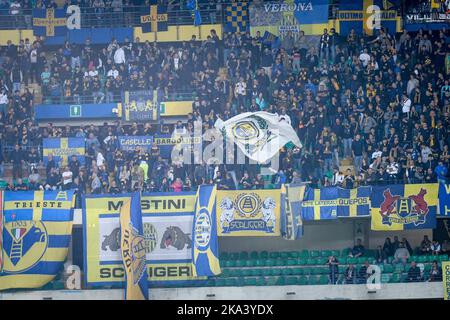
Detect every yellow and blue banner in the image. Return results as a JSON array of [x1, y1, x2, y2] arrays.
[[192, 185, 221, 277], [0, 191, 75, 290], [280, 184, 305, 240], [443, 261, 450, 300], [118, 136, 154, 152], [120, 193, 148, 300], [83, 192, 206, 287], [33, 8, 67, 37], [154, 134, 202, 159], [439, 183, 450, 216], [249, 0, 330, 36], [121, 90, 159, 122], [216, 189, 281, 236], [337, 187, 371, 217], [140, 2, 168, 33], [371, 184, 438, 231], [337, 0, 401, 35], [43, 137, 85, 167], [225, 2, 249, 32], [301, 187, 338, 221]]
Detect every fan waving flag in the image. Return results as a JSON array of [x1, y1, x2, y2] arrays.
[[281, 184, 306, 240], [33, 8, 67, 37], [192, 185, 221, 277], [120, 192, 149, 300], [215, 111, 302, 164]]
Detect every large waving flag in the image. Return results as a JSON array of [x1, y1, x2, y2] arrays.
[[281, 184, 306, 240], [215, 111, 302, 164], [120, 192, 148, 300], [301, 187, 338, 221], [192, 185, 221, 277], [371, 184, 438, 231], [0, 191, 74, 290], [43, 137, 85, 167]]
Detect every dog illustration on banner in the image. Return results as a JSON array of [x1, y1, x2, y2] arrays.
[[379, 188, 429, 226], [219, 192, 278, 234]]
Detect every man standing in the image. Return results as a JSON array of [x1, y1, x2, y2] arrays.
[[352, 134, 364, 174]]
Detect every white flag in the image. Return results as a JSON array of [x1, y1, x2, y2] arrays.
[[214, 111, 302, 163]]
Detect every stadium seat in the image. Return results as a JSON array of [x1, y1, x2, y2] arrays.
[[229, 252, 239, 260], [409, 255, 419, 263], [417, 256, 427, 263], [306, 258, 316, 265], [224, 260, 236, 268], [439, 254, 449, 262], [245, 260, 255, 267], [255, 259, 265, 267], [297, 258, 307, 265], [250, 251, 259, 259], [341, 248, 350, 256], [308, 275, 319, 285], [381, 274, 391, 283], [225, 278, 238, 286], [357, 257, 366, 264], [389, 273, 401, 283], [239, 251, 249, 260], [261, 268, 271, 277], [347, 257, 357, 264], [316, 258, 327, 265], [275, 259, 284, 267], [256, 277, 266, 286], [280, 252, 290, 259], [281, 268, 293, 276], [285, 276, 297, 285], [266, 277, 278, 286], [331, 250, 340, 257], [275, 276, 286, 286], [286, 259, 297, 266], [269, 252, 280, 259], [236, 260, 246, 267], [270, 268, 282, 276], [289, 251, 299, 258], [321, 250, 332, 258], [298, 276, 308, 285], [219, 252, 229, 260], [310, 250, 320, 258], [215, 279, 226, 287], [300, 250, 309, 258], [260, 251, 269, 259], [383, 264, 394, 273], [292, 267, 303, 275], [206, 279, 215, 287], [338, 257, 347, 264], [242, 269, 252, 277], [302, 267, 311, 275], [394, 264, 404, 273], [265, 259, 275, 267], [220, 269, 231, 278], [319, 275, 329, 285], [243, 277, 257, 286]]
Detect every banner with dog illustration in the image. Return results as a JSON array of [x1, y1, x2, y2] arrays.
[[216, 189, 281, 236], [370, 184, 438, 231], [83, 192, 207, 287]]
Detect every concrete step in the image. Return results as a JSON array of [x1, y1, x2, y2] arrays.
[[339, 165, 355, 175], [340, 158, 353, 166]]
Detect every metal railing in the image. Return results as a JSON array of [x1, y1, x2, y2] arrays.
[[0, 4, 224, 30]]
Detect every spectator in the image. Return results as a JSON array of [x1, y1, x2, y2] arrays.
[[375, 245, 387, 264], [348, 239, 365, 258], [428, 261, 442, 282], [393, 243, 410, 265], [357, 261, 370, 284], [431, 240, 441, 256], [406, 261, 422, 282], [420, 235, 432, 255], [327, 255, 339, 285], [344, 263, 357, 284]]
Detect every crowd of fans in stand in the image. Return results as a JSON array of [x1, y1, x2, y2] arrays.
[[0, 5, 449, 195], [325, 235, 450, 284]]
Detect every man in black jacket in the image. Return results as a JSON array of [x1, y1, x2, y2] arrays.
[[10, 144, 24, 179], [407, 261, 422, 282]]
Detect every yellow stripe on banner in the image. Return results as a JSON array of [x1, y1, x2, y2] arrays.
[[44, 221, 73, 236], [0, 274, 56, 290], [404, 183, 438, 206], [314, 189, 321, 220], [134, 24, 222, 43], [349, 189, 358, 217], [363, 0, 374, 36], [33, 191, 44, 221]]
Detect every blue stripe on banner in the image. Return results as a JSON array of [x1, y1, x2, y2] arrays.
[[47, 235, 71, 248], [1, 261, 64, 276], [3, 210, 33, 222], [41, 210, 73, 222]]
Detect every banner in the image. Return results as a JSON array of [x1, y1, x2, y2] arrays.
[[216, 189, 281, 236], [337, 187, 371, 217], [249, 0, 329, 36], [33, 8, 67, 37], [83, 192, 206, 287], [154, 134, 202, 159], [43, 137, 85, 167], [225, 2, 249, 32], [301, 187, 338, 221], [281, 184, 305, 240], [120, 193, 148, 300], [371, 184, 438, 231], [0, 191, 3, 272], [443, 261, 450, 301], [215, 111, 302, 164], [118, 136, 154, 152], [140, 3, 168, 33], [439, 183, 450, 216], [192, 185, 221, 276], [0, 191, 75, 290], [122, 90, 159, 122]]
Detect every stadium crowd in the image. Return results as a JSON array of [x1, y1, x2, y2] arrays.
[[0, 5, 449, 196]]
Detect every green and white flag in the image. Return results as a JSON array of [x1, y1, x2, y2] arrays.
[[214, 111, 302, 163]]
